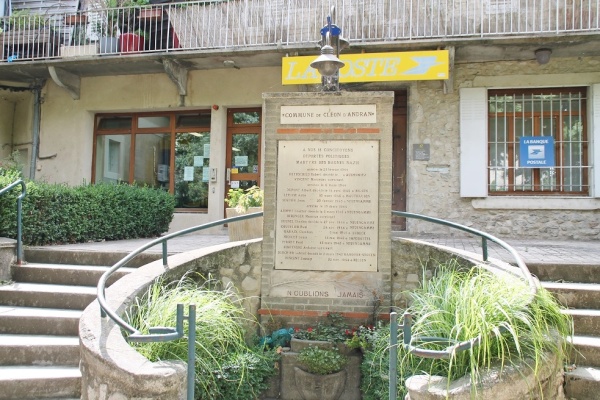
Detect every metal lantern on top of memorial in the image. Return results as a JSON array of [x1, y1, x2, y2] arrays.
[[310, 14, 349, 92]]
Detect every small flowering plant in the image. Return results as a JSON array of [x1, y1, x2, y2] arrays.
[[345, 324, 378, 351], [292, 313, 354, 343]]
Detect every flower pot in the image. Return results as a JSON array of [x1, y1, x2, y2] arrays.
[[225, 207, 263, 242], [60, 44, 98, 57], [64, 14, 87, 26], [290, 337, 335, 352], [119, 33, 144, 53], [294, 367, 346, 400], [291, 337, 357, 356], [138, 8, 162, 21]]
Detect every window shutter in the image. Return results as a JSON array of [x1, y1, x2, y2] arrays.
[[593, 84, 600, 198], [459, 88, 488, 197]]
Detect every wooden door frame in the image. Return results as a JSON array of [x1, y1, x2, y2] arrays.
[[392, 90, 408, 230], [224, 108, 262, 210]]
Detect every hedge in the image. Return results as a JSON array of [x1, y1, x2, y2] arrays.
[[0, 176, 175, 246]]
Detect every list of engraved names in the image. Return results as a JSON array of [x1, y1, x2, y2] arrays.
[[275, 140, 379, 272]]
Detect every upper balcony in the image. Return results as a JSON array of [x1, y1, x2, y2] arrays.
[[1, 0, 599, 83]]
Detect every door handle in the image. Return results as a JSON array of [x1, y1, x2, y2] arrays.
[[226, 168, 231, 184]]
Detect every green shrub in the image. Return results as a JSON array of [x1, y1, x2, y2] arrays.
[[224, 185, 263, 212], [126, 274, 278, 400], [0, 173, 174, 245], [361, 263, 572, 399]]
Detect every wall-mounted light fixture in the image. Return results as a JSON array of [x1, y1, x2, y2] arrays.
[[534, 48, 552, 65], [310, 12, 348, 92]]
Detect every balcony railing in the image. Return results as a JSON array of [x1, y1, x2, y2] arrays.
[[0, 0, 598, 62]]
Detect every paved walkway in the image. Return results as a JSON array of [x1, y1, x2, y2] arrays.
[[32, 233, 600, 266]]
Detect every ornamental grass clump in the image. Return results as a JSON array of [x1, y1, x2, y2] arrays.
[[361, 262, 573, 399], [126, 274, 277, 400]]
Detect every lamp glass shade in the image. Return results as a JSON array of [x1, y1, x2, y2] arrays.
[[310, 55, 344, 76]]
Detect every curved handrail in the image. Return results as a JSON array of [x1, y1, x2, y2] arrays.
[[391, 211, 538, 362], [0, 179, 27, 265], [392, 211, 538, 296], [96, 211, 263, 335]]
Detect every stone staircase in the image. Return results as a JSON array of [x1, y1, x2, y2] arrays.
[[0, 248, 158, 400], [531, 262, 600, 399]]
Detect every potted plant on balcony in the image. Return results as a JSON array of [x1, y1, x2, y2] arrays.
[[224, 185, 263, 242], [97, 0, 122, 54], [99, 0, 149, 54], [1, 10, 56, 60]]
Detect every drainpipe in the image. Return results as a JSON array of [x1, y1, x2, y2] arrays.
[[29, 81, 43, 180]]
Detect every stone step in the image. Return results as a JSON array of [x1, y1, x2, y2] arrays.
[[0, 282, 96, 310], [24, 247, 159, 268], [12, 262, 135, 287], [0, 334, 80, 366], [541, 281, 600, 309], [0, 365, 81, 399], [0, 306, 81, 336], [570, 336, 600, 368], [564, 366, 600, 400], [564, 309, 600, 336], [528, 263, 600, 284]]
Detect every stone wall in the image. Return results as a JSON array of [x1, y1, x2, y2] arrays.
[[0, 238, 15, 281], [405, 56, 600, 240], [260, 91, 394, 326], [405, 352, 564, 400]]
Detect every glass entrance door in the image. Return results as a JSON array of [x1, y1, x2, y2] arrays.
[[225, 108, 262, 207]]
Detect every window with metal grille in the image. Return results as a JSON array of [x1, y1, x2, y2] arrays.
[[488, 87, 588, 195]]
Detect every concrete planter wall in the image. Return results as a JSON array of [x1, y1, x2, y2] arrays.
[[60, 44, 99, 57], [280, 338, 361, 400], [293, 367, 346, 400], [225, 207, 263, 242], [405, 352, 564, 400], [0, 238, 15, 281]]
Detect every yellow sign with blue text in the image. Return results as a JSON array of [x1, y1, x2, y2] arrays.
[[282, 50, 449, 85]]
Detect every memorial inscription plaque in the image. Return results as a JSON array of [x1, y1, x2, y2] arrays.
[[275, 140, 379, 272]]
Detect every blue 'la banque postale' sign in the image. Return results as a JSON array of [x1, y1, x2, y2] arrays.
[[519, 136, 555, 168]]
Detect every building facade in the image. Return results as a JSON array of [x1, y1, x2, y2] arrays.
[[1, 0, 599, 239]]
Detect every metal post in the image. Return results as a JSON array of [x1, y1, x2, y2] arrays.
[[482, 237, 488, 261], [187, 304, 196, 400], [389, 311, 398, 400], [15, 181, 25, 265], [162, 241, 168, 266]]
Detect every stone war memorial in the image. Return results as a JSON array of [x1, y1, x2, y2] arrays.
[[259, 91, 394, 328], [259, 91, 394, 400]]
